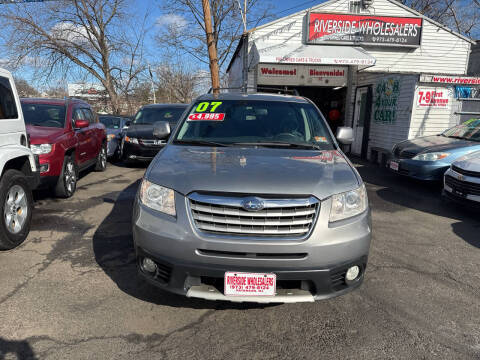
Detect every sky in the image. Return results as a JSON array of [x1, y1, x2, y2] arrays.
[[1, 0, 328, 90]]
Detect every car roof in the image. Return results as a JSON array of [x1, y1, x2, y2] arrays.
[[194, 92, 310, 104], [141, 103, 189, 109], [20, 98, 90, 106]]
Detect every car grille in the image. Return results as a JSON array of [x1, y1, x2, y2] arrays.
[[445, 175, 480, 196], [393, 147, 416, 159], [139, 139, 166, 147], [451, 165, 480, 178], [188, 193, 320, 238], [399, 150, 416, 159]]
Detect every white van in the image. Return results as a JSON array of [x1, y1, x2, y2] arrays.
[[0, 68, 39, 249]]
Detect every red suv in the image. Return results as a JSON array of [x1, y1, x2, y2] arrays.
[[21, 98, 107, 198]]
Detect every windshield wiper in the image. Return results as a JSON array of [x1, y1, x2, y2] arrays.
[[174, 140, 232, 147], [447, 136, 466, 140], [231, 142, 323, 150]]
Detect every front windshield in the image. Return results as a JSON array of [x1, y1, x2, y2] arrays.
[[174, 100, 335, 149], [442, 119, 480, 142], [100, 116, 121, 129], [133, 107, 186, 125], [22, 103, 66, 128]]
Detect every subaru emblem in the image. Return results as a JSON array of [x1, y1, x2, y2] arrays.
[[242, 197, 265, 211]]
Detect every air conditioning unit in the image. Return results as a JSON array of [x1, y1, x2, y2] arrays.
[[362, 0, 374, 8]]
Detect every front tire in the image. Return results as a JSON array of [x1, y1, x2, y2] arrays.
[[0, 170, 34, 250], [55, 155, 77, 198], [95, 144, 107, 172]]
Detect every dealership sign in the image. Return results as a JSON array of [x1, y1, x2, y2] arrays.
[[307, 13, 423, 47], [416, 87, 450, 108], [257, 64, 348, 87], [420, 74, 480, 85], [68, 83, 108, 99]]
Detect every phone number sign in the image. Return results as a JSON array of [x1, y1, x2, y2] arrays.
[[416, 88, 450, 108]]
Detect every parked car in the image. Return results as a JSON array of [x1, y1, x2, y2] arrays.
[[120, 104, 188, 163], [22, 98, 107, 198], [443, 150, 480, 206], [98, 115, 131, 160], [0, 68, 39, 249], [132, 93, 371, 303], [388, 120, 480, 181]]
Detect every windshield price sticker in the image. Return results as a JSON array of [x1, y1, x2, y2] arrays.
[[224, 272, 276, 296], [188, 113, 225, 121], [195, 101, 223, 112]]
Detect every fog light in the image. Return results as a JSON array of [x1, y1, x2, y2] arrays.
[[345, 266, 360, 282], [142, 257, 157, 273]]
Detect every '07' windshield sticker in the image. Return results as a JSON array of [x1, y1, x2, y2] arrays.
[[188, 113, 225, 121]]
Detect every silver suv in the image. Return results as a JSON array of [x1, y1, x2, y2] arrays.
[[132, 93, 371, 303]]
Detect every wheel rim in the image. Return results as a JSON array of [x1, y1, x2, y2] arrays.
[[100, 147, 107, 168], [4, 185, 28, 234], [65, 161, 76, 194]]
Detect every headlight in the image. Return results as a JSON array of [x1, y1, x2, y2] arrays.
[[412, 152, 450, 161], [139, 179, 176, 216], [107, 134, 116, 142], [31, 144, 52, 155], [125, 136, 139, 144], [330, 184, 368, 222]]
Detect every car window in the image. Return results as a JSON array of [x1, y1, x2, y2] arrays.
[[0, 76, 18, 120], [175, 100, 335, 149], [133, 107, 186, 125], [443, 120, 480, 142], [73, 108, 85, 121], [100, 116, 121, 129], [82, 108, 95, 123], [22, 103, 66, 128]]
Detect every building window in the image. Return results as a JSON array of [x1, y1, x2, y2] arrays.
[[349, 0, 362, 13]]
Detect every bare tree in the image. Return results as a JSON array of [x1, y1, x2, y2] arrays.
[[397, 0, 480, 37], [0, 0, 148, 114], [156, 0, 272, 72], [14, 78, 39, 98], [155, 62, 201, 103]]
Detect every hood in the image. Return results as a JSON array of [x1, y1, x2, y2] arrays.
[[453, 150, 480, 172], [146, 145, 360, 199], [26, 125, 65, 144], [396, 135, 478, 156]]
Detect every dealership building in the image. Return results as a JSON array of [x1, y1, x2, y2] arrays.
[[227, 0, 480, 160]]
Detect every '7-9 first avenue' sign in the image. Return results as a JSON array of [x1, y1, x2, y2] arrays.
[[307, 13, 423, 47]]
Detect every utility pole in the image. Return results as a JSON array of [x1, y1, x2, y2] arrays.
[[148, 64, 156, 104], [201, 0, 220, 95], [237, 0, 248, 92]]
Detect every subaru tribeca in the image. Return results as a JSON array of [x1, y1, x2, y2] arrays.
[[132, 93, 371, 303]]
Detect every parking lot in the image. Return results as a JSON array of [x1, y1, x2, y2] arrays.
[[0, 160, 479, 359]]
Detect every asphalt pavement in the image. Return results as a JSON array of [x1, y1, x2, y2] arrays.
[[0, 160, 479, 359]]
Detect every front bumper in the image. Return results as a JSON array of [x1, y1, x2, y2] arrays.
[[133, 194, 372, 303], [387, 158, 449, 181], [443, 168, 480, 206], [123, 142, 164, 161], [107, 139, 118, 157]]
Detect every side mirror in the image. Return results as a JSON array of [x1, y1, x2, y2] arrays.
[[124, 121, 131, 128], [75, 119, 89, 129], [336, 127, 354, 145], [153, 121, 171, 139]]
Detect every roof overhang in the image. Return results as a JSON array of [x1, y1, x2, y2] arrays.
[[250, 40, 376, 68]]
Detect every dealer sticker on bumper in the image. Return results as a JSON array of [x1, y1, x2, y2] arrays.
[[224, 272, 276, 296], [390, 161, 399, 171]]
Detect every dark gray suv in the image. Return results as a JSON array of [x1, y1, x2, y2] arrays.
[[132, 93, 371, 303]]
